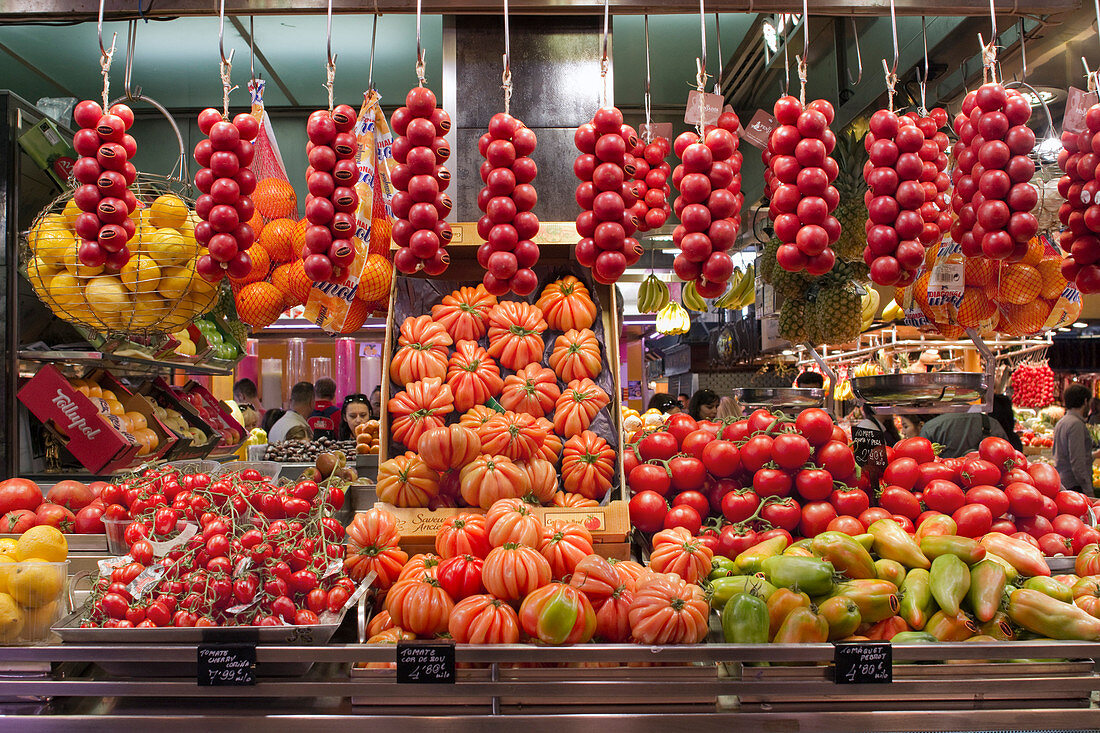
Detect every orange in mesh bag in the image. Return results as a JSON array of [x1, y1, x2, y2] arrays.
[[304, 90, 396, 334], [990, 235, 1081, 336], [901, 240, 967, 338]]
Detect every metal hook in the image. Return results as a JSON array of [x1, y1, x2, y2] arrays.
[[97, 0, 112, 57], [368, 14, 378, 91], [697, 0, 708, 92], [249, 16, 255, 81], [1016, 17, 1028, 82], [1093, 0, 1100, 55], [325, 0, 336, 70], [915, 15, 929, 112], [846, 16, 862, 86], [644, 14, 652, 130], [887, 0, 899, 76], [714, 13, 723, 95], [218, 0, 233, 67], [123, 19, 137, 100]]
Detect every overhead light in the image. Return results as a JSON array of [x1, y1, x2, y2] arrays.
[[648, 234, 673, 242], [762, 20, 779, 54], [781, 349, 793, 355], [1058, 327, 1072, 332], [1073, 321, 1088, 328]]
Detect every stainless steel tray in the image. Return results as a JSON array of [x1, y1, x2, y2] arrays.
[[851, 372, 986, 407], [735, 388, 825, 409]]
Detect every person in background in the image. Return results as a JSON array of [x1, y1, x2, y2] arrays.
[[677, 393, 690, 411], [794, 372, 825, 389], [238, 403, 260, 431], [858, 404, 902, 446], [647, 393, 680, 414], [991, 393, 1023, 452], [1053, 383, 1100, 497], [689, 389, 721, 421], [308, 377, 340, 439], [716, 395, 742, 421], [1089, 397, 1100, 426], [921, 409, 1009, 459], [234, 378, 259, 406], [898, 414, 933, 440], [339, 393, 373, 441], [261, 408, 285, 435], [369, 386, 382, 420], [268, 382, 315, 443]]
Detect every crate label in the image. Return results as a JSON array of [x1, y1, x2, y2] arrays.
[[397, 641, 455, 684], [198, 643, 256, 686], [834, 641, 892, 684], [540, 508, 605, 532], [684, 91, 724, 126]]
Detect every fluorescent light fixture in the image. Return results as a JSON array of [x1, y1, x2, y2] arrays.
[[781, 349, 793, 355], [1073, 321, 1088, 328], [1058, 327, 1072, 332]]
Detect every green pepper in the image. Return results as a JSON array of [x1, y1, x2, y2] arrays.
[[811, 531, 876, 580], [709, 574, 777, 610], [868, 519, 930, 569], [874, 558, 907, 587], [830, 579, 900, 623], [762, 555, 836, 597], [891, 630, 939, 644], [818, 595, 862, 641], [898, 568, 936, 630], [721, 591, 770, 643], [853, 533, 875, 550], [736, 536, 789, 574], [966, 559, 1008, 623], [1023, 576, 1074, 603], [919, 535, 987, 564], [709, 556, 738, 580], [930, 554, 970, 616]]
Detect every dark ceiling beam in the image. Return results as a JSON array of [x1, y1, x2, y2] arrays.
[[227, 16, 301, 108], [0, 0, 1078, 20]]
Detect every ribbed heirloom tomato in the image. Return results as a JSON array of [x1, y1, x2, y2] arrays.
[[627, 573, 709, 644], [435, 512, 491, 559], [519, 583, 596, 645], [448, 595, 520, 644], [481, 542, 552, 601], [648, 526, 713, 584], [539, 520, 594, 579], [486, 497, 544, 547]]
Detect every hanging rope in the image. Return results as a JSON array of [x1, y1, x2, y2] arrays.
[[643, 14, 652, 139], [324, 0, 337, 111], [884, 0, 899, 112], [502, 0, 512, 114], [794, 0, 809, 105], [218, 0, 236, 118], [415, 0, 426, 86], [97, 0, 116, 110], [695, 0, 708, 93], [599, 0, 610, 107]]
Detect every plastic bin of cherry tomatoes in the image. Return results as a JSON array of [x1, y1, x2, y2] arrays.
[[74, 464, 353, 629]]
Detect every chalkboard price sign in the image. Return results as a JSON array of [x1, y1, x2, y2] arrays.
[[397, 641, 456, 684], [834, 641, 892, 684], [197, 643, 257, 686]]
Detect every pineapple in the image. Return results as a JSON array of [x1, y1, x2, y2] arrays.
[[778, 297, 809, 343], [832, 128, 869, 263], [815, 281, 863, 345]]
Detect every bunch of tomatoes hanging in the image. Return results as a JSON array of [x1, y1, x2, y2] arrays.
[[630, 134, 672, 232], [390, 86, 454, 276], [71, 100, 139, 270], [764, 96, 841, 276], [1057, 103, 1100, 293], [301, 104, 362, 282], [862, 107, 951, 287], [193, 108, 260, 282], [476, 112, 541, 296], [670, 111, 745, 296], [573, 105, 644, 285]]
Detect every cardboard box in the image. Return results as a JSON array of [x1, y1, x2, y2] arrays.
[[86, 369, 179, 463], [17, 365, 140, 474], [18, 117, 76, 190], [179, 381, 245, 457], [139, 377, 222, 461]]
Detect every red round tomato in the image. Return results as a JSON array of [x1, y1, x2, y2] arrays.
[[799, 501, 837, 537], [720, 420, 751, 442], [753, 468, 792, 499], [991, 518, 1017, 535], [894, 437, 935, 464], [701, 440, 741, 479], [915, 462, 954, 490], [0, 478, 42, 516], [663, 505, 702, 534], [757, 527, 794, 545], [978, 436, 1017, 472], [816, 441, 855, 478], [35, 503, 75, 531], [46, 480, 94, 511], [666, 413, 700, 446], [1027, 463, 1061, 499], [747, 408, 779, 434], [964, 485, 1009, 518], [628, 463, 671, 497], [794, 468, 834, 502], [879, 486, 921, 519], [679, 429, 714, 459], [1004, 468, 1034, 486], [952, 503, 992, 538], [1038, 495, 1058, 521], [922, 480, 965, 515], [740, 435, 774, 473], [706, 477, 740, 514], [717, 525, 758, 560], [795, 408, 834, 447], [1073, 525, 1100, 553], [73, 504, 105, 533], [623, 445, 642, 477], [890, 515, 915, 532], [721, 489, 761, 523], [669, 456, 707, 493], [859, 507, 891, 527], [1006, 482, 1043, 517], [1052, 513, 1085, 538], [830, 486, 870, 517], [1038, 532, 1073, 556], [882, 457, 920, 491], [672, 491, 710, 519], [760, 498, 801, 533], [1017, 515, 1054, 539], [826, 515, 865, 535], [629, 490, 668, 534], [638, 431, 678, 462], [959, 458, 1000, 488], [1056, 490, 1090, 517], [772, 433, 812, 471], [1, 509, 36, 534]]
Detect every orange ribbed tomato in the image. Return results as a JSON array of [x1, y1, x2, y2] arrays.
[[594, 586, 634, 643], [390, 315, 453, 386], [435, 513, 491, 559], [344, 508, 407, 589], [551, 491, 598, 508], [486, 301, 547, 371], [648, 527, 714, 584], [536, 418, 564, 464], [486, 497, 544, 548], [387, 377, 454, 451], [418, 424, 482, 472], [518, 582, 596, 645], [500, 365, 560, 418], [477, 410, 548, 462], [538, 520, 594, 580], [536, 275, 597, 331], [627, 572, 709, 644], [448, 594, 521, 644], [431, 284, 497, 342], [520, 458, 557, 504], [560, 430, 615, 500], [567, 553, 623, 606], [481, 542, 552, 601], [367, 610, 395, 637], [458, 404, 496, 432], [398, 553, 443, 582], [384, 574, 455, 637], [459, 454, 528, 509], [446, 340, 503, 412], [553, 379, 610, 437], [549, 328, 602, 382], [376, 452, 440, 507]]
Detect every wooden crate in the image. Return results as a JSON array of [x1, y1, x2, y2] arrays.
[[379, 225, 626, 502]]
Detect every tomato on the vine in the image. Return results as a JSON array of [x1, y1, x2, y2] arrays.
[[721, 489, 761, 524], [663, 505, 702, 534], [799, 501, 837, 538], [760, 498, 801, 533], [629, 490, 668, 534], [829, 486, 869, 517]]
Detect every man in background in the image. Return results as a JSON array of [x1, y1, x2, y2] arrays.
[[1053, 383, 1100, 497], [309, 378, 340, 439], [677, 393, 690, 411], [268, 382, 315, 443], [921, 410, 1008, 459]]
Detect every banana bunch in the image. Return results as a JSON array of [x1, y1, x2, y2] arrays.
[[834, 379, 854, 401], [853, 362, 884, 378], [715, 264, 756, 309], [882, 299, 904, 321], [682, 281, 708, 312], [860, 287, 881, 331], [637, 274, 670, 314], [656, 302, 690, 335]]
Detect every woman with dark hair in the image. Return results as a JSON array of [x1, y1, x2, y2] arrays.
[[992, 394, 1023, 452], [899, 413, 934, 440], [261, 408, 285, 435], [689, 389, 721, 421], [647, 393, 681, 414], [339, 393, 373, 441]]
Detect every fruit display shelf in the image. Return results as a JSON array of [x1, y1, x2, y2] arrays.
[[17, 348, 235, 377]]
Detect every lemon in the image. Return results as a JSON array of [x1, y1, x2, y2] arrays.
[[8, 560, 64, 608], [0, 540, 17, 557], [21, 600, 58, 640], [145, 227, 198, 267], [26, 256, 60, 291], [84, 276, 130, 316], [159, 264, 198, 301], [120, 254, 161, 295], [148, 194, 189, 229], [33, 227, 76, 268], [0, 555, 14, 594], [15, 526, 68, 563], [61, 200, 82, 227], [0, 593, 25, 642]]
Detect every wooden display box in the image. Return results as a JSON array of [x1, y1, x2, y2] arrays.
[[374, 500, 631, 561], [379, 226, 627, 503]]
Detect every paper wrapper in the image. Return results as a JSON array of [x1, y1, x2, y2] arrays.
[[304, 91, 396, 333], [248, 79, 291, 188]]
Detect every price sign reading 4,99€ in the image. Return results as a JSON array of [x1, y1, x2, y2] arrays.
[[397, 641, 456, 684], [833, 641, 892, 684]]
